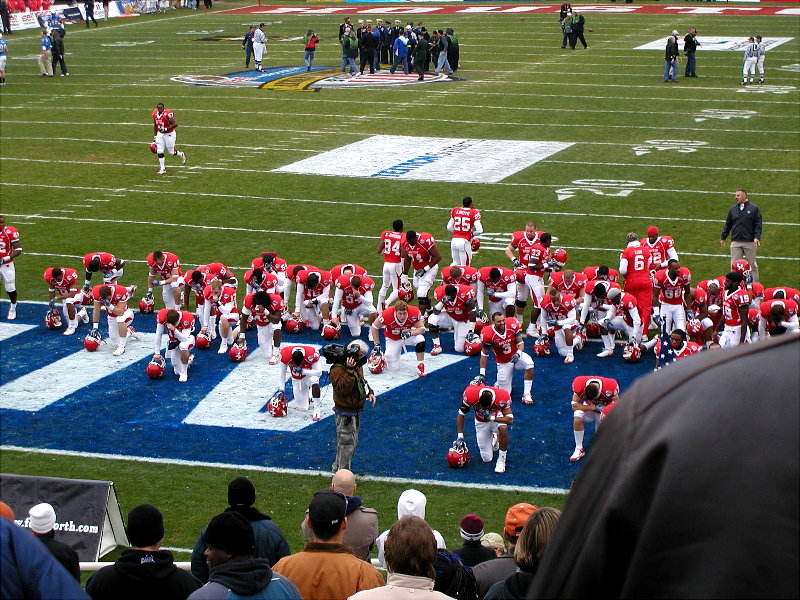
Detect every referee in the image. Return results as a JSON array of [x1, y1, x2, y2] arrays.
[[741, 36, 758, 84]]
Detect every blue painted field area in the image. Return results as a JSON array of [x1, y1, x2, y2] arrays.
[[1, 302, 651, 490]]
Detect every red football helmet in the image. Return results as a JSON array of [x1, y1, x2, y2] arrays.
[[266, 391, 288, 417], [367, 351, 386, 374], [146, 355, 166, 379], [546, 326, 555, 340], [686, 318, 703, 337], [84, 330, 102, 352], [748, 308, 759, 328], [552, 248, 568, 267], [229, 344, 248, 362], [285, 315, 304, 334], [195, 331, 211, 349], [149, 142, 158, 154], [398, 282, 414, 302], [322, 321, 340, 341], [573, 328, 587, 351], [138, 296, 155, 314], [463, 332, 482, 356], [585, 320, 601, 339], [474, 319, 486, 335], [732, 259, 751, 276], [44, 309, 62, 330], [471, 237, 480, 252], [447, 439, 470, 469], [623, 343, 642, 363], [533, 335, 550, 357]]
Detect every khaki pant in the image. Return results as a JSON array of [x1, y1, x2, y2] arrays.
[[39, 50, 53, 76], [730, 241, 759, 282]]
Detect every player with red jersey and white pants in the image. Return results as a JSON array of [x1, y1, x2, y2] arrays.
[[0, 216, 21, 320], [146, 250, 182, 310], [641, 226, 678, 270], [764, 286, 800, 305], [447, 196, 483, 266], [376, 220, 405, 310], [474, 313, 534, 404], [716, 272, 751, 347], [331, 274, 377, 336], [83, 252, 125, 291], [244, 267, 279, 297], [429, 283, 477, 355], [652, 260, 691, 334], [505, 223, 546, 331], [44, 267, 89, 335], [152, 103, 186, 175], [619, 232, 654, 331], [456, 385, 513, 473], [294, 269, 332, 331], [277, 345, 323, 419], [91, 284, 141, 356], [649, 329, 701, 367], [237, 291, 285, 364], [547, 269, 587, 303], [758, 299, 799, 338], [602, 288, 643, 349], [570, 376, 619, 461], [476, 266, 517, 318], [370, 301, 427, 376], [541, 289, 579, 363], [401, 230, 441, 314], [201, 280, 239, 354], [579, 279, 622, 352], [153, 308, 196, 382], [251, 253, 289, 297]]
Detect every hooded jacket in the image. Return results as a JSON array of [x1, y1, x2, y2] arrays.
[[375, 490, 446, 568], [187, 559, 300, 600]]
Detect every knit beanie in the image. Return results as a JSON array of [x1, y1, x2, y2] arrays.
[[29, 503, 56, 534], [228, 477, 256, 508], [127, 504, 164, 547], [459, 514, 484, 541], [204, 511, 255, 556]]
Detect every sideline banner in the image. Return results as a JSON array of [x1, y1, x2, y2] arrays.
[[0, 473, 128, 561], [8, 2, 138, 31]]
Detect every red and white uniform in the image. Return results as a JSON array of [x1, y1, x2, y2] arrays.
[[242, 292, 285, 360], [154, 309, 196, 353], [619, 243, 654, 328], [244, 269, 279, 295], [92, 284, 130, 313], [332, 274, 376, 336], [653, 267, 691, 333], [83, 252, 123, 284], [481, 318, 534, 392], [201, 284, 238, 328], [697, 279, 725, 331], [579, 280, 622, 323], [153, 107, 177, 153], [541, 294, 579, 358], [508, 230, 544, 270], [294, 269, 332, 330], [758, 299, 799, 338], [458, 385, 512, 462], [582, 267, 619, 283], [278, 345, 322, 411], [548, 271, 587, 301], [147, 252, 182, 309], [44, 267, 80, 299], [330, 263, 367, 280], [378, 230, 405, 306], [641, 235, 677, 269], [199, 263, 234, 284], [654, 339, 702, 360], [476, 267, 517, 314], [749, 282, 764, 307], [0, 225, 20, 293], [448, 206, 482, 266], [180, 268, 212, 308], [764, 287, 800, 305], [572, 376, 619, 425], [515, 242, 550, 312], [92, 283, 134, 344], [605, 293, 643, 343], [720, 287, 751, 348], [430, 284, 476, 353], [441, 265, 479, 290], [252, 254, 289, 295], [372, 305, 425, 370], [403, 233, 439, 296]]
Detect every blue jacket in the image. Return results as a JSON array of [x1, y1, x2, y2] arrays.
[[187, 559, 301, 600], [392, 36, 409, 57]]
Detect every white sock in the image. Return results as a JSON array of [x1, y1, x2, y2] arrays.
[[498, 450, 507, 459], [69, 319, 77, 328], [433, 340, 441, 347], [523, 378, 532, 394], [602, 334, 614, 350], [158, 157, 165, 169], [574, 429, 584, 447]]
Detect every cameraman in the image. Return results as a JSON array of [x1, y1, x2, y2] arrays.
[[328, 340, 376, 472]]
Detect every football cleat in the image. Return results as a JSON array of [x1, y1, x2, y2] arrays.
[[267, 391, 288, 417], [45, 309, 63, 330], [7, 304, 16, 320], [229, 344, 247, 362], [430, 345, 443, 356], [269, 351, 280, 365], [494, 454, 506, 474], [312, 408, 321, 422], [195, 331, 211, 349], [78, 307, 89, 323], [525, 323, 538, 338], [321, 321, 341, 341], [597, 348, 614, 358], [470, 237, 480, 252], [398, 281, 415, 302], [138, 296, 155, 314], [217, 341, 228, 355], [179, 151, 187, 164], [564, 354, 574, 364], [569, 446, 585, 462], [146, 355, 166, 379], [112, 344, 126, 356], [178, 371, 188, 382], [63, 326, 76, 336], [521, 393, 534, 405], [157, 168, 166, 175], [126, 326, 141, 341], [285, 315, 304, 334], [447, 439, 470, 468], [417, 363, 426, 377], [622, 343, 642, 363]]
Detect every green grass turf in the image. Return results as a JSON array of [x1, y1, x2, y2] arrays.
[[1, 0, 798, 568]]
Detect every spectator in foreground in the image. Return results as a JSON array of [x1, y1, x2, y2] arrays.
[[480, 532, 506, 559], [452, 514, 496, 567], [191, 477, 290, 583], [188, 511, 300, 600], [484, 507, 561, 599], [433, 550, 478, 600], [28, 502, 80, 580], [273, 490, 384, 600], [86, 503, 201, 600], [350, 515, 452, 600]]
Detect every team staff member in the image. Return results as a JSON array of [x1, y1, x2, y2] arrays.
[[39, 30, 53, 77], [242, 25, 254, 68], [570, 11, 587, 49], [683, 27, 699, 77], [664, 34, 678, 82], [721, 189, 762, 282], [304, 29, 319, 72], [84, 0, 98, 27], [50, 29, 68, 76]]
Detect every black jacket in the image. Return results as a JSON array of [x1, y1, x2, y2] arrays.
[[683, 32, 697, 52], [86, 549, 202, 600], [36, 532, 80, 581], [452, 540, 497, 568], [721, 201, 762, 242], [665, 39, 678, 61], [572, 14, 585, 33]]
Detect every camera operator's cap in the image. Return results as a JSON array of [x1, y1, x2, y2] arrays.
[[309, 489, 348, 527], [671, 30, 679, 36], [394, 19, 401, 23], [647, 226, 659, 236], [504, 503, 536, 539]]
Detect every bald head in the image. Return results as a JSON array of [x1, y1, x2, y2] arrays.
[[332, 469, 356, 496]]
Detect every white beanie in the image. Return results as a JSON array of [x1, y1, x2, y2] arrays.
[[29, 503, 56, 534]]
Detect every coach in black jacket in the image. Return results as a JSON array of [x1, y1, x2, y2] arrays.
[[721, 188, 762, 281], [683, 27, 699, 77]]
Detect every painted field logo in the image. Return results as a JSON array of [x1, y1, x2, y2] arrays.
[[274, 135, 573, 183], [635, 36, 793, 51], [171, 66, 460, 91]]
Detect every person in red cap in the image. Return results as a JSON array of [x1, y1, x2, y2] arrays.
[[641, 226, 678, 271], [452, 514, 496, 567]]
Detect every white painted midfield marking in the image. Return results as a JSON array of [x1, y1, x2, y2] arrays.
[[0, 445, 568, 494], [184, 348, 465, 431], [0, 323, 37, 342], [0, 334, 156, 412]]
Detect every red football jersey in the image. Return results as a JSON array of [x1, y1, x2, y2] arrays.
[[156, 308, 195, 339], [759, 299, 798, 331], [335, 274, 375, 310], [441, 266, 478, 286], [655, 339, 702, 359], [653, 267, 691, 305], [147, 252, 182, 278], [297, 270, 332, 300], [641, 235, 675, 267], [620, 245, 653, 280], [0, 226, 20, 262], [380, 230, 405, 264], [508, 230, 544, 266], [402, 233, 437, 270], [44, 268, 79, 294], [251, 254, 288, 276], [583, 267, 619, 283], [548, 271, 587, 298], [152, 107, 176, 133], [199, 262, 231, 280], [525, 243, 551, 277], [540, 294, 577, 324], [434, 284, 476, 322], [764, 287, 800, 304], [242, 293, 284, 325], [612, 292, 639, 326], [450, 206, 481, 240], [572, 376, 619, 407], [330, 263, 367, 280], [459, 385, 511, 421], [722, 288, 751, 326], [244, 269, 279, 293], [477, 267, 517, 301], [83, 252, 117, 273], [374, 305, 423, 341], [690, 287, 707, 313], [480, 317, 522, 363], [279, 345, 320, 378], [92, 284, 129, 308]]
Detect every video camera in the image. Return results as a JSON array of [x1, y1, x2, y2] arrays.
[[322, 343, 368, 367]]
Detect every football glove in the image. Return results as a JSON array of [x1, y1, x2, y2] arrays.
[[470, 374, 485, 386], [291, 365, 303, 377], [686, 310, 696, 320], [145, 290, 154, 299], [82, 282, 91, 293], [510, 351, 521, 364], [601, 318, 612, 329], [653, 314, 663, 327], [370, 345, 383, 357], [400, 331, 411, 340], [452, 438, 468, 452], [475, 408, 491, 420], [512, 259, 522, 269], [400, 273, 410, 286], [465, 331, 480, 344], [475, 309, 486, 321], [152, 280, 162, 287], [90, 328, 99, 337], [414, 268, 427, 278], [545, 316, 558, 328], [344, 309, 353, 316]]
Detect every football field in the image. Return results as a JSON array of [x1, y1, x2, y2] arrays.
[[1, 1, 799, 557]]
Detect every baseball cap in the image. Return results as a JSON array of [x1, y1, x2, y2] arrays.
[[647, 226, 659, 236], [504, 503, 536, 539], [480, 532, 505, 550], [308, 490, 347, 528]]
